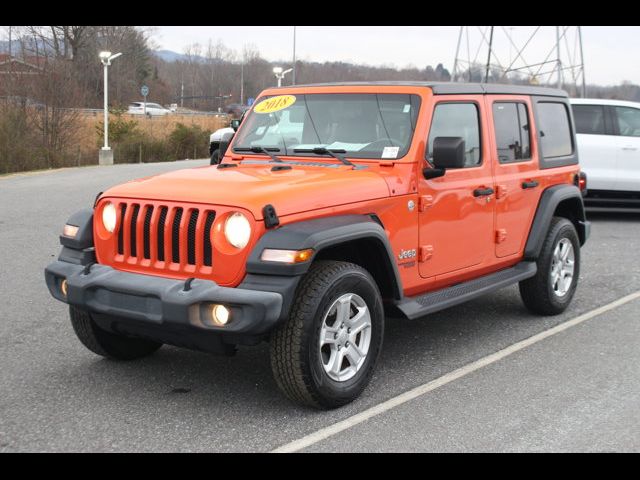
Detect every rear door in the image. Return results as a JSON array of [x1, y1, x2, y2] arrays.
[[487, 96, 542, 258], [571, 103, 618, 190], [611, 105, 640, 192], [418, 96, 495, 279]]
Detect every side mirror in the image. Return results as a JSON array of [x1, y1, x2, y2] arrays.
[[219, 132, 235, 158], [231, 119, 241, 131], [432, 136, 466, 169]]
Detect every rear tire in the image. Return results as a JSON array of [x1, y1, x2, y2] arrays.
[[210, 149, 220, 165], [519, 217, 580, 315], [69, 306, 162, 360], [270, 261, 384, 409]]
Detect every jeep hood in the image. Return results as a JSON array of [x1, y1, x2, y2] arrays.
[[102, 162, 390, 219]]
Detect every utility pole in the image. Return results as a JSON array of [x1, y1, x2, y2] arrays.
[[556, 26, 562, 89], [578, 26, 586, 98], [240, 53, 244, 105], [484, 26, 494, 83], [180, 72, 184, 108], [292, 26, 297, 85], [452, 26, 463, 82]]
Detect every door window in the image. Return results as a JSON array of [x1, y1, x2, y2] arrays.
[[537, 102, 573, 158], [427, 103, 481, 167], [572, 104, 606, 135], [492, 102, 531, 163], [614, 106, 640, 137]]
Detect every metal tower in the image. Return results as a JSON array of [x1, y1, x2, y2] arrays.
[[451, 26, 586, 97]]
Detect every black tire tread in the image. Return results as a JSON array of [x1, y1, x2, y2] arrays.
[[69, 306, 162, 360]]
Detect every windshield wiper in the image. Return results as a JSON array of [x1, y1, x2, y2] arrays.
[[293, 147, 354, 167], [234, 146, 283, 163]]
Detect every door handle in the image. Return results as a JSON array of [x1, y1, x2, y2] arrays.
[[473, 187, 494, 197], [522, 180, 539, 189], [622, 146, 638, 151]]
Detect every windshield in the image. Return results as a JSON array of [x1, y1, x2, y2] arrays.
[[233, 93, 421, 160]]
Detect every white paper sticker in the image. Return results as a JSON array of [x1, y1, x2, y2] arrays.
[[403, 104, 411, 113], [381, 146, 400, 159]]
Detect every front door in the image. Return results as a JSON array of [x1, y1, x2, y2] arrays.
[[487, 96, 543, 258], [418, 97, 495, 280], [611, 105, 640, 192]]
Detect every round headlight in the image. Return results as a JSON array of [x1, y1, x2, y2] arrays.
[[102, 202, 117, 233], [224, 212, 251, 249]]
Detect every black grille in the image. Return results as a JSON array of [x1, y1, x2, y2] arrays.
[[171, 208, 183, 263], [143, 206, 153, 259], [157, 206, 168, 262], [203, 211, 216, 267], [117, 204, 127, 254], [187, 210, 199, 265], [130, 204, 140, 257]]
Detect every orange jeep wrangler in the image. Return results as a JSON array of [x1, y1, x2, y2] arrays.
[[45, 82, 590, 408]]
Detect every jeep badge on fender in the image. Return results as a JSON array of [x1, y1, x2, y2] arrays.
[[45, 82, 590, 409]]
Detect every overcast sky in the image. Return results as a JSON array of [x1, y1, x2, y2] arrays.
[[149, 26, 640, 86]]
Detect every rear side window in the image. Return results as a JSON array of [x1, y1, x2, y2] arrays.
[[427, 103, 481, 167], [572, 104, 606, 135], [537, 102, 573, 158], [492, 102, 531, 163], [614, 106, 640, 137]]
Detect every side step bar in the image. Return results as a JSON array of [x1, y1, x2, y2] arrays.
[[395, 261, 537, 320]]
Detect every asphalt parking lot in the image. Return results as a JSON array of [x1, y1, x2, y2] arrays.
[[1, 160, 639, 452]]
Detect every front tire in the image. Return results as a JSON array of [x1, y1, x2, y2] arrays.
[[270, 261, 384, 409], [519, 217, 580, 315], [69, 306, 162, 360], [210, 149, 220, 165]]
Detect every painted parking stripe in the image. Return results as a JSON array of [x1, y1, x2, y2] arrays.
[[272, 291, 640, 453]]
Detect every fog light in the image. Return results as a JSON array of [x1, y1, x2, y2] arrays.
[[63, 224, 79, 238], [210, 304, 230, 326], [61, 279, 68, 297]]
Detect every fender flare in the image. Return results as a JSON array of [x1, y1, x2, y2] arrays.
[[246, 214, 403, 299], [524, 184, 589, 260]]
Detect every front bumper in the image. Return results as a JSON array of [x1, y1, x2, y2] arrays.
[[45, 261, 283, 336]]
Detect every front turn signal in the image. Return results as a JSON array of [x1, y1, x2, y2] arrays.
[[261, 248, 314, 264]]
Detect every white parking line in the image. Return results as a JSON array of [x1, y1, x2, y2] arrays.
[[272, 291, 640, 453]]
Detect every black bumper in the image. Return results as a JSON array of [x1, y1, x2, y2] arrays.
[[45, 261, 284, 337]]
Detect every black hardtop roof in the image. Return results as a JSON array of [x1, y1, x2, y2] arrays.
[[280, 81, 568, 98]]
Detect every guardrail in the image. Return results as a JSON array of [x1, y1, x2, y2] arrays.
[[68, 108, 229, 118]]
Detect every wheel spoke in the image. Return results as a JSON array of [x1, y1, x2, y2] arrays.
[[335, 295, 352, 325], [344, 344, 364, 367], [328, 348, 345, 377], [561, 243, 572, 262], [346, 306, 369, 329]]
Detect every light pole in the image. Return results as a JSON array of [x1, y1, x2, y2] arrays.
[[273, 66, 293, 87], [99, 50, 122, 165]]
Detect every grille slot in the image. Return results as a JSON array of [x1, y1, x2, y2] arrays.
[[117, 204, 127, 254], [203, 211, 216, 267], [143, 206, 153, 259], [172, 208, 183, 263], [187, 210, 199, 265], [157, 206, 168, 262], [130, 204, 140, 257]]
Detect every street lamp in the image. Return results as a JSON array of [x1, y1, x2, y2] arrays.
[[273, 66, 293, 87], [99, 50, 123, 165]]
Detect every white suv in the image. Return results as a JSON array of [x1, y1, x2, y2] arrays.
[[127, 102, 171, 116], [571, 98, 640, 205]]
